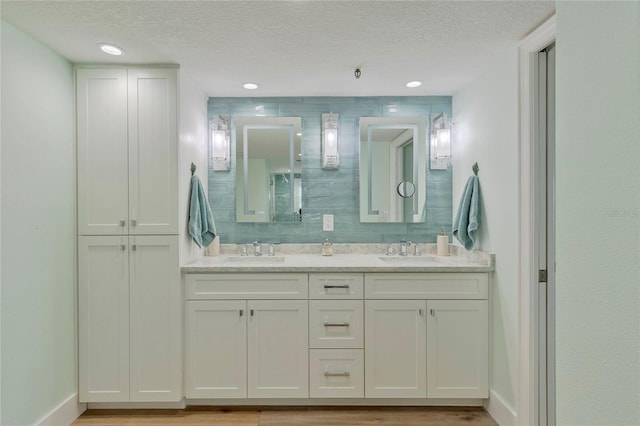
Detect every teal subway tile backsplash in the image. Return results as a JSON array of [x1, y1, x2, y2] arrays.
[[208, 97, 453, 244]]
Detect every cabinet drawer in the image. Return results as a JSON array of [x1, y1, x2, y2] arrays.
[[185, 273, 308, 300], [309, 300, 364, 349], [365, 273, 488, 300], [309, 273, 364, 299], [309, 349, 364, 398]]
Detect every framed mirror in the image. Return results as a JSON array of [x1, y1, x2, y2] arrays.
[[235, 117, 302, 223], [359, 116, 426, 223]]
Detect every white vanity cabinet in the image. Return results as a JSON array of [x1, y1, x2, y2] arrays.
[[79, 235, 181, 402], [76, 67, 178, 236], [364, 273, 489, 399], [183, 269, 490, 403], [184, 273, 309, 399], [308, 273, 365, 398]]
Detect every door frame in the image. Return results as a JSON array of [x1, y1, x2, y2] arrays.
[[517, 15, 556, 426]]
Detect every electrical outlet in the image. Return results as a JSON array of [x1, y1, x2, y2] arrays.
[[322, 214, 334, 231]]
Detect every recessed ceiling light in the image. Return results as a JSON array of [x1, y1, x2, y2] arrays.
[[98, 43, 124, 56], [243, 83, 258, 90], [406, 80, 422, 88]]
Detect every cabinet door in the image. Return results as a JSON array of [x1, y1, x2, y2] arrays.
[[127, 69, 178, 235], [78, 236, 129, 402], [426, 300, 489, 398], [129, 236, 181, 401], [247, 300, 308, 398], [77, 69, 129, 235], [365, 300, 427, 398], [185, 300, 247, 398]]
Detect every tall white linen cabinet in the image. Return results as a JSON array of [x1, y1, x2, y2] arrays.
[[77, 68, 182, 403]]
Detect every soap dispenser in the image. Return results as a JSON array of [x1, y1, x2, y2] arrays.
[[437, 228, 449, 256], [321, 238, 333, 256]]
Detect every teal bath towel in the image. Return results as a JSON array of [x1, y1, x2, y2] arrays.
[[188, 175, 217, 248], [452, 175, 481, 250]]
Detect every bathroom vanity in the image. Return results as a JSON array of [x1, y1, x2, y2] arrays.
[[181, 246, 494, 406]]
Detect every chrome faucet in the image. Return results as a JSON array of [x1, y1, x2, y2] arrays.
[[400, 239, 411, 256], [253, 240, 262, 256]]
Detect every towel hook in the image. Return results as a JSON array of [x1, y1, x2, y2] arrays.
[[190, 162, 196, 176], [472, 162, 479, 176]]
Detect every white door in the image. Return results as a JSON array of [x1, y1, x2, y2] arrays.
[[247, 300, 308, 398], [77, 69, 129, 235], [426, 300, 488, 398], [537, 43, 557, 425], [364, 300, 427, 398], [185, 300, 247, 398], [78, 236, 130, 402], [127, 68, 178, 235], [129, 235, 181, 401]]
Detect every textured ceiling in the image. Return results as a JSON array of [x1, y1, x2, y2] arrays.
[[0, 1, 555, 97]]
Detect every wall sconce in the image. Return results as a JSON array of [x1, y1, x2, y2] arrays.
[[210, 115, 230, 171], [430, 113, 451, 170], [321, 113, 340, 169]]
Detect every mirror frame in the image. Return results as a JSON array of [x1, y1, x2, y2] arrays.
[[359, 116, 426, 223], [235, 117, 301, 222]]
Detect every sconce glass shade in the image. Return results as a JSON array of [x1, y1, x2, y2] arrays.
[[210, 116, 230, 171], [322, 113, 340, 169], [430, 113, 451, 170]]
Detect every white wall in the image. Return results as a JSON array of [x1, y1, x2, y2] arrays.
[[1, 20, 77, 425], [178, 71, 209, 263], [555, 2, 640, 425], [452, 48, 520, 423]]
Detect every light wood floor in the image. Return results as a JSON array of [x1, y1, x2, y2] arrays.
[[73, 407, 498, 425]]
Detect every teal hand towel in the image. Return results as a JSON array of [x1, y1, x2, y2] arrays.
[[188, 175, 217, 248], [452, 175, 481, 250]]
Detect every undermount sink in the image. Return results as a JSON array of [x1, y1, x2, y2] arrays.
[[226, 256, 286, 263], [378, 255, 442, 263]]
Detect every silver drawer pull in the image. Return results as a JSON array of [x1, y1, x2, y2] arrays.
[[323, 284, 349, 289], [324, 371, 350, 377], [430, 309, 435, 316], [323, 322, 349, 327], [119, 219, 126, 227], [130, 219, 137, 227], [131, 244, 137, 251], [120, 244, 126, 251], [239, 309, 244, 317]]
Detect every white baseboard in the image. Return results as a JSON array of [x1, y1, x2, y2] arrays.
[[186, 398, 484, 407], [484, 390, 517, 426], [87, 399, 186, 410], [37, 393, 87, 426]]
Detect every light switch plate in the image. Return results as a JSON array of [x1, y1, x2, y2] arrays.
[[322, 214, 334, 231]]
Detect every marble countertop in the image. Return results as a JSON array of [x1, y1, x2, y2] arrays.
[[181, 244, 495, 273]]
